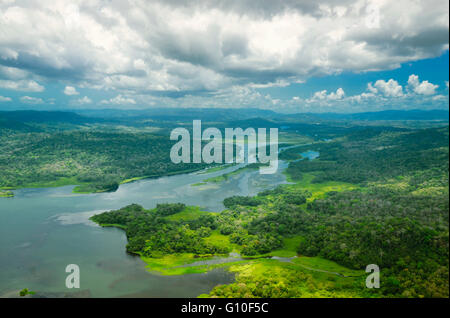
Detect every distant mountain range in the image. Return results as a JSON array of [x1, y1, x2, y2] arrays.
[[0, 110, 92, 124], [306, 109, 449, 121], [73, 107, 278, 122], [75, 108, 449, 122], [0, 109, 448, 131]]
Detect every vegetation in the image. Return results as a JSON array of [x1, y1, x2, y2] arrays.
[[2, 110, 448, 298], [90, 204, 230, 257], [0, 189, 13, 197], [223, 196, 262, 208], [91, 126, 448, 297], [19, 288, 35, 297], [0, 130, 211, 193], [203, 258, 369, 298], [207, 126, 448, 298], [92, 126, 448, 297], [298, 187, 448, 297], [286, 127, 448, 184]]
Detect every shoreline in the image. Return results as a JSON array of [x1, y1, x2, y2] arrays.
[[0, 141, 317, 198], [0, 165, 215, 197]]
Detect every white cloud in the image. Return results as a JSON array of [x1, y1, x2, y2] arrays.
[[0, 79, 44, 92], [76, 96, 92, 104], [348, 75, 441, 105], [0, 0, 447, 101], [298, 73, 448, 112], [248, 80, 290, 89], [432, 94, 447, 101], [64, 86, 79, 95], [20, 96, 44, 104], [0, 65, 29, 80], [100, 95, 136, 105], [414, 82, 438, 95], [407, 74, 438, 95], [347, 92, 376, 103], [0, 95, 12, 102], [328, 88, 345, 100], [307, 88, 345, 103], [367, 83, 378, 94], [373, 79, 403, 97], [311, 90, 328, 100]]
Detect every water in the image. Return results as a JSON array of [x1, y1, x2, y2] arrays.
[[300, 150, 320, 160], [0, 160, 290, 297]]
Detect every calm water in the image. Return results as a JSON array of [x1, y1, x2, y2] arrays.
[[0, 160, 290, 297]]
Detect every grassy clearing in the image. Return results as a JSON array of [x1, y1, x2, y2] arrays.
[[163, 206, 212, 222], [240, 235, 305, 259], [202, 257, 372, 298], [203, 230, 242, 253], [286, 172, 359, 202], [293, 256, 364, 277], [270, 236, 305, 257], [141, 252, 248, 275], [141, 253, 213, 275]]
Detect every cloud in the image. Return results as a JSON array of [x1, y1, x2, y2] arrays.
[[0, 95, 11, 102], [100, 94, 136, 105], [20, 96, 44, 104], [372, 79, 403, 97], [407, 74, 439, 95], [76, 96, 92, 104], [0, 0, 447, 101], [64, 86, 79, 95], [296, 73, 448, 112], [248, 80, 290, 89], [328, 88, 345, 100], [0, 65, 29, 80], [0, 79, 44, 92], [310, 90, 328, 101], [307, 88, 345, 104], [432, 94, 447, 101]]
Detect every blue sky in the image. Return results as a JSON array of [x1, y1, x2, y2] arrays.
[[0, 0, 448, 113], [261, 52, 449, 99]]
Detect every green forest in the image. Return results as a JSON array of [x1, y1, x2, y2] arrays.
[[91, 126, 449, 298], [0, 129, 210, 194], [1, 110, 448, 298]]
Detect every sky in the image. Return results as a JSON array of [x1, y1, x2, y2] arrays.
[[0, 0, 448, 113]]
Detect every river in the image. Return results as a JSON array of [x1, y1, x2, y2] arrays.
[[0, 145, 320, 298], [0, 159, 292, 297]]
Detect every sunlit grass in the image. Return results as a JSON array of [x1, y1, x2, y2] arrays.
[[164, 206, 212, 222], [286, 172, 359, 202]]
